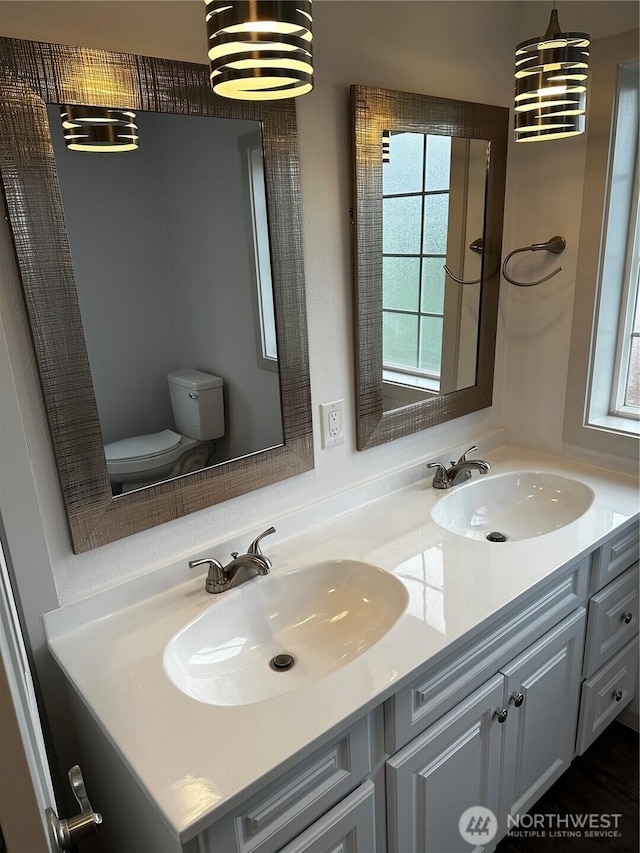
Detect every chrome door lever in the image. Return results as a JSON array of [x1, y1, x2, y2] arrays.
[[46, 765, 102, 850]]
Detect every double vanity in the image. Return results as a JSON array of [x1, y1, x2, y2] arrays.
[[44, 446, 639, 853]]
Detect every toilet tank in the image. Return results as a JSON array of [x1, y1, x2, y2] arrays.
[[167, 369, 225, 440]]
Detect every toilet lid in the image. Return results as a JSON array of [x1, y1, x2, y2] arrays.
[[104, 429, 182, 463]]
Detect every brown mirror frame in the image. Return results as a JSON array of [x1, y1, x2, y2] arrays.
[[0, 38, 313, 553], [351, 85, 508, 450]]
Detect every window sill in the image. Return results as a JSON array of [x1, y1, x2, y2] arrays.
[[383, 369, 439, 393], [588, 413, 640, 438]]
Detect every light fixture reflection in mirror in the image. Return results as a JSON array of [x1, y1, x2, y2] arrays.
[[60, 105, 139, 152], [381, 131, 488, 411]]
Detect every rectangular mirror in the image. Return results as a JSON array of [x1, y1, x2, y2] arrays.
[[0, 38, 313, 552], [352, 86, 508, 449]]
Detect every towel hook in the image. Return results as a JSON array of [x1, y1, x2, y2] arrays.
[[502, 235, 566, 287], [443, 237, 483, 285]]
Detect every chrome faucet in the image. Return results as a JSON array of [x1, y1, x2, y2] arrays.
[[427, 445, 490, 489], [189, 526, 275, 594]]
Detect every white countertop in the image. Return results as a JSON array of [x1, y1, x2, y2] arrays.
[[44, 447, 639, 843]]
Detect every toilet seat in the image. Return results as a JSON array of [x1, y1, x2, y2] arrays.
[[105, 429, 187, 478]]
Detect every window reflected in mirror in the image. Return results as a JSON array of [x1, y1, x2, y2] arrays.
[[380, 131, 488, 411]]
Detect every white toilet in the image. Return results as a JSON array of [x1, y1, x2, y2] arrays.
[[104, 369, 225, 490]]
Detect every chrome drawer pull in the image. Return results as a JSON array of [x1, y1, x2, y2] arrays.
[[511, 692, 524, 708], [612, 690, 623, 702], [621, 612, 633, 624], [495, 708, 508, 723]]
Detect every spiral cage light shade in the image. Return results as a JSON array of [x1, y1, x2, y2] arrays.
[[514, 8, 590, 142], [61, 106, 139, 152], [205, 1, 313, 100], [382, 130, 390, 163]]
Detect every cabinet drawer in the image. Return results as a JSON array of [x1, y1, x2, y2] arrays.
[[583, 564, 639, 678], [385, 559, 589, 752], [201, 715, 372, 853], [591, 522, 639, 593], [279, 781, 376, 853], [576, 639, 639, 755]]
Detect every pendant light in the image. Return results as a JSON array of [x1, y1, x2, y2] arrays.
[[204, 1, 313, 101], [61, 106, 138, 152], [382, 130, 390, 163], [514, 3, 590, 142]]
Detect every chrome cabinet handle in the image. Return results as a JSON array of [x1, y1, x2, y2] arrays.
[[613, 690, 623, 702], [46, 766, 102, 850], [511, 692, 524, 708], [621, 612, 633, 624], [495, 708, 508, 723]]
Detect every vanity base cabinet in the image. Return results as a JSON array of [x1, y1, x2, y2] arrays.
[[386, 609, 586, 853], [386, 674, 504, 853], [497, 607, 586, 840]]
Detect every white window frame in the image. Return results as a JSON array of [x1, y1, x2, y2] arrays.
[[238, 133, 278, 372], [611, 179, 639, 418], [563, 29, 640, 460]]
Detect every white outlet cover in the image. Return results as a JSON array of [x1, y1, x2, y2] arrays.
[[320, 400, 344, 448]]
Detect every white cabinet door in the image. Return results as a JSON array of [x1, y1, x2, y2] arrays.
[[498, 607, 586, 837], [386, 674, 504, 853]]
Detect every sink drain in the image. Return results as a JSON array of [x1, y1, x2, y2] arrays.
[[269, 653, 295, 672], [486, 531, 508, 543]]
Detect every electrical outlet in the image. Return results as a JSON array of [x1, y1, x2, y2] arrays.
[[320, 400, 344, 448]]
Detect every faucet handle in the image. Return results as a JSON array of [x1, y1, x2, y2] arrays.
[[247, 526, 276, 556], [427, 461, 448, 487], [189, 558, 226, 593], [456, 445, 478, 464]]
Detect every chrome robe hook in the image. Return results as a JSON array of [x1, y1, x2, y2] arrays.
[[502, 235, 566, 286]]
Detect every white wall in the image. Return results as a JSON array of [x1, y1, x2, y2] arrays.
[[502, 0, 640, 463], [0, 0, 637, 669]]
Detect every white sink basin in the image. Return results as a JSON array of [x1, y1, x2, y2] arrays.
[[163, 560, 408, 706], [431, 471, 594, 542]]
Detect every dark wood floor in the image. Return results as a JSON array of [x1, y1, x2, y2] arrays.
[[496, 722, 639, 852]]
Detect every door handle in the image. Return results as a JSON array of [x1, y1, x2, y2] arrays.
[[46, 765, 102, 850]]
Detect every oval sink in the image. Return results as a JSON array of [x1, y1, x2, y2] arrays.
[[431, 471, 594, 542], [163, 560, 408, 706]]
